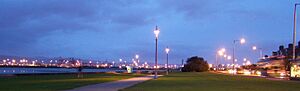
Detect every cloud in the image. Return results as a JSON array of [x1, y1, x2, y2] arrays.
[[0, 0, 296, 64], [0, 0, 159, 55]]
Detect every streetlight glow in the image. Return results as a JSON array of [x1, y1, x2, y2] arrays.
[[218, 50, 224, 56], [165, 47, 170, 54], [154, 26, 160, 38], [240, 38, 246, 44], [227, 56, 232, 60], [221, 48, 226, 52], [243, 58, 247, 61], [252, 46, 257, 50], [218, 48, 226, 56]]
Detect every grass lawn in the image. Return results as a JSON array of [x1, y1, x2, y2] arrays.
[[0, 73, 143, 91], [122, 72, 300, 91]]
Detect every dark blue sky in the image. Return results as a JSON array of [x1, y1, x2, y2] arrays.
[[0, 0, 300, 64]]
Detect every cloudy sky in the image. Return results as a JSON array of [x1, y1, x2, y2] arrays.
[[0, 0, 299, 64]]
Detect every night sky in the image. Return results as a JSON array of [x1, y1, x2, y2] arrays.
[[0, 0, 300, 64]]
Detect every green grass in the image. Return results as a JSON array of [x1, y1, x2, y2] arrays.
[[0, 73, 144, 91], [122, 72, 300, 91]]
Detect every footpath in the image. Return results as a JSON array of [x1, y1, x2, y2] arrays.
[[65, 75, 154, 91]]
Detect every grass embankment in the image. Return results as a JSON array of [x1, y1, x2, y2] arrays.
[[0, 73, 143, 91], [122, 72, 300, 91]]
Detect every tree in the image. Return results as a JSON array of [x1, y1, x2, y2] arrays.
[[182, 56, 209, 72]]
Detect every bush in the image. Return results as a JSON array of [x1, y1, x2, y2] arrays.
[[182, 56, 209, 72]]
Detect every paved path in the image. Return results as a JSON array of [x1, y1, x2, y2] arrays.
[[65, 75, 155, 91]]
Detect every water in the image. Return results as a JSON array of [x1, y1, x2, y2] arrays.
[[0, 67, 118, 75]]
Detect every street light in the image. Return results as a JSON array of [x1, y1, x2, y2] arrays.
[[221, 48, 226, 52], [218, 50, 225, 56], [232, 38, 246, 74], [135, 54, 139, 65], [293, 3, 300, 61], [154, 26, 160, 79], [165, 47, 170, 75], [223, 54, 227, 58], [135, 54, 139, 59], [216, 48, 226, 71], [252, 46, 263, 59], [289, 3, 300, 78], [243, 58, 247, 62], [240, 38, 246, 44], [134, 54, 139, 67], [252, 46, 257, 50], [227, 56, 232, 60]]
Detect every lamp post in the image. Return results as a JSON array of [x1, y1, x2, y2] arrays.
[[216, 48, 225, 71], [135, 54, 140, 73], [293, 3, 300, 61], [232, 38, 245, 74], [252, 46, 263, 59], [154, 26, 160, 79], [291, 3, 300, 78], [165, 47, 170, 75], [135, 54, 139, 67]]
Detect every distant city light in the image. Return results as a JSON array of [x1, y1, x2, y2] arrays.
[[135, 55, 139, 59]]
